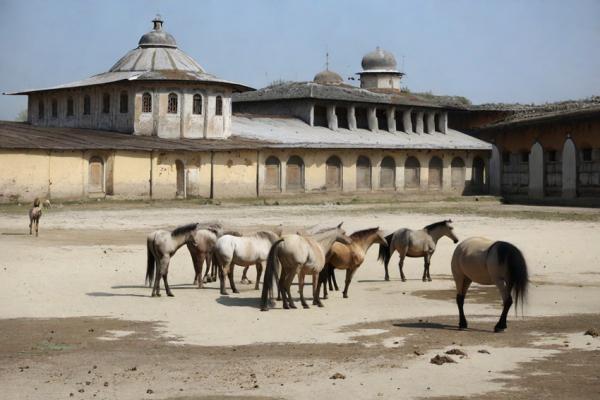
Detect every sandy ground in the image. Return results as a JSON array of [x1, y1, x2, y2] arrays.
[[0, 200, 599, 399]]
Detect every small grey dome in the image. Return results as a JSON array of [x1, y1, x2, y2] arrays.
[[138, 15, 177, 48], [313, 69, 343, 85], [361, 47, 398, 71]]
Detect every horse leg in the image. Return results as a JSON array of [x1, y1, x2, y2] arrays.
[[35, 218, 39, 237], [398, 248, 407, 282], [299, 272, 310, 309], [494, 280, 513, 333], [152, 257, 168, 297], [241, 266, 252, 285], [228, 264, 239, 294], [285, 270, 297, 309], [29, 217, 32, 235], [312, 272, 324, 307], [163, 274, 174, 297], [423, 254, 432, 282], [321, 264, 330, 299], [342, 268, 357, 299], [331, 267, 339, 291], [279, 270, 290, 309], [219, 262, 229, 295], [455, 276, 471, 330], [255, 263, 263, 290]]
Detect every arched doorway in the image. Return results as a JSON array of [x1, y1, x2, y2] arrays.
[[88, 156, 104, 193], [286, 155, 304, 191], [326, 155, 342, 190], [471, 156, 486, 193], [380, 156, 396, 189], [175, 160, 185, 198], [428, 157, 443, 189], [264, 156, 281, 192], [544, 148, 562, 196], [404, 156, 420, 189], [356, 156, 372, 190], [451, 157, 466, 190]]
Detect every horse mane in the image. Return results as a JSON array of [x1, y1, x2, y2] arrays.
[[311, 226, 337, 235], [171, 223, 199, 237], [256, 231, 279, 241], [350, 227, 379, 240], [424, 220, 451, 232]]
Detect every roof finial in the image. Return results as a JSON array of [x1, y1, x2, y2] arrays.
[[152, 14, 163, 30], [325, 52, 330, 71]]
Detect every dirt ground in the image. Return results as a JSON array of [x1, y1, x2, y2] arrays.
[[0, 199, 599, 399]]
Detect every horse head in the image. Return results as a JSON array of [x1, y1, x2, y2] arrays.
[[443, 220, 459, 243], [335, 222, 352, 245]]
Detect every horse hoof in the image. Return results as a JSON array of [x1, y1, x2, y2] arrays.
[[283, 304, 289, 310], [343, 294, 348, 299], [428, 278, 432, 282], [167, 293, 174, 297], [233, 290, 240, 294], [302, 304, 309, 309], [401, 279, 407, 282], [494, 326, 506, 333], [260, 307, 268, 312], [313, 302, 324, 308], [385, 277, 390, 281], [221, 291, 228, 296], [459, 324, 467, 330], [289, 304, 297, 309]]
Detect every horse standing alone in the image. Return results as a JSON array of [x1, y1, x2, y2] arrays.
[[452, 237, 528, 332], [146, 223, 200, 297], [28, 198, 42, 237], [378, 220, 458, 282], [260, 223, 351, 311]]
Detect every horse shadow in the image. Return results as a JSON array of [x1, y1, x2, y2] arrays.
[[86, 291, 147, 298], [392, 321, 489, 333], [216, 295, 261, 309]]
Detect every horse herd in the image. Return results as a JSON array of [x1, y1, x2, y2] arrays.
[[145, 219, 529, 332]]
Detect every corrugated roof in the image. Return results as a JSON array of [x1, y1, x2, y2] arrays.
[[477, 105, 600, 130]]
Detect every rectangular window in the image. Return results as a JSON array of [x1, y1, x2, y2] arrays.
[[67, 98, 74, 116], [521, 152, 529, 163], [582, 148, 593, 162], [548, 150, 557, 162], [119, 92, 128, 114], [51, 99, 58, 118], [502, 152, 510, 165], [142, 93, 152, 113], [102, 93, 110, 114], [83, 95, 91, 115], [167, 93, 178, 114]]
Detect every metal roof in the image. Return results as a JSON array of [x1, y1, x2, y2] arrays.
[[476, 105, 600, 130]]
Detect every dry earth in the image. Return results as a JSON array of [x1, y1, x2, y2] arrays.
[[0, 199, 599, 399]]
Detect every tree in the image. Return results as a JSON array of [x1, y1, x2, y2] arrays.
[[15, 109, 28, 122]]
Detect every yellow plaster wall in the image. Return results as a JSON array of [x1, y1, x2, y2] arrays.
[[212, 150, 258, 198], [0, 150, 50, 203], [49, 151, 84, 199], [112, 151, 151, 198]]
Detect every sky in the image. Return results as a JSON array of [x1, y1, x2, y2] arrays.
[[0, 0, 599, 120]]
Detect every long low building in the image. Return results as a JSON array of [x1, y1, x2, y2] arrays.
[[1, 16, 491, 203]]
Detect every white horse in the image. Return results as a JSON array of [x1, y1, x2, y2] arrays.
[[378, 220, 459, 282], [451, 237, 529, 332], [146, 223, 200, 297], [260, 223, 352, 311], [214, 230, 281, 295]]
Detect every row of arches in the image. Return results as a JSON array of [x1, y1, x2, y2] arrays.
[[264, 155, 485, 192]]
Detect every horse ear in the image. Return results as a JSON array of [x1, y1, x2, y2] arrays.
[[337, 222, 344, 228]]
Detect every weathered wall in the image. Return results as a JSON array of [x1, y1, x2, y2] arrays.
[[0, 150, 50, 203], [212, 150, 258, 198]]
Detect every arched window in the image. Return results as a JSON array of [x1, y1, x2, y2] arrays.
[[88, 157, 105, 193], [356, 156, 372, 190], [102, 93, 110, 114], [326, 155, 342, 190], [428, 156, 443, 189], [142, 92, 152, 113], [404, 156, 420, 189], [38, 100, 44, 120], [264, 156, 281, 192], [451, 157, 465, 189], [544, 148, 561, 195], [175, 160, 185, 198], [472, 156, 486, 192], [51, 99, 58, 118], [66, 97, 74, 117], [119, 91, 128, 113], [193, 94, 203, 115], [286, 155, 304, 191], [215, 96, 223, 116], [83, 95, 91, 115], [167, 93, 178, 114], [380, 156, 396, 189]]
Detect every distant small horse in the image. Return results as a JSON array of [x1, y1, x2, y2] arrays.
[[214, 230, 282, 295], [28, 198, 42, 237], [321, 227, 387, 299], [378, 220, 459, 282], [451, 237, 529, 332], [146, 223, 200, 297]]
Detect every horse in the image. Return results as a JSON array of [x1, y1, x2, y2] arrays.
[[378, 220, 459, 282], [28, 198, 42, 237], [186, 223, 222, 288], [146, 223, 200, 297], [451, 237, 529, 332], [260, 223, 352, 311], [213, 230, 282, 295], [320, 227, 387, 299]]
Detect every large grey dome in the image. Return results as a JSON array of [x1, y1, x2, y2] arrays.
[[313, 69, 343, 85], [109, 16, 205, 73], [361, 47, 398, 72]]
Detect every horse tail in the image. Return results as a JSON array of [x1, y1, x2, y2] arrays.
[[494, 241, 529, 314], [260, 239, 284, 311], [146, 238, 155, 287], [377, 233, 393, 267]]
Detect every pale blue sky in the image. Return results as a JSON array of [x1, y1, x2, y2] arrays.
[[1, 0, 599, 120]]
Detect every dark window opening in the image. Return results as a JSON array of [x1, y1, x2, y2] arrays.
[[582, 148, 592, 162], [51, 99, 58, 118], [547, 150, 557, 163], [215, 96, 223, 116], [356, 155, 372, 190], [66, 97, 74, 116], [102, 93, 110, 114], [83, 95, 91, 115], [193, 94, 203, 115], [376, 109, 388, 131], [167, 93, 178, 114], [434, 114, 441, 132], [38, 100, 44, 119], [410, 112, 418, 132], [355, 107, 369, 130], [336, 107, 349, 129], [313, 105, 328, 127], [521, 151, 529, 163], [119, 91, 128, 114], [395, 110, 405, 132], [142, 92, 152, 113], [502, 151, 510, 165], [286, 155, 305, 191]]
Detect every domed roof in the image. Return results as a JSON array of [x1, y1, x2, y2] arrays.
[[108, 16, 205, 74], [361, 47, 398, 72], [313, 69, 344, 85]]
